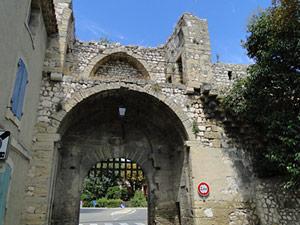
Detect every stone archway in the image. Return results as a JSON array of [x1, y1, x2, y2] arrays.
[[82, 48, 154, 79], [90, 52, 150, 79], [50, 88, 194, 225]]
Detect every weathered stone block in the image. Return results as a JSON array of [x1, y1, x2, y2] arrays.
[[204, 131, 221, 139]]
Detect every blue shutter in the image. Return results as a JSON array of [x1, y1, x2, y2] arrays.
[[0, 164, 11, 225], [16, 62, 28, 120], [11, 59, 28, 120], [11, 60, 23, 117]]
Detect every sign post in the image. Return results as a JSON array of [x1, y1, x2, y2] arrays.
[[198, 182, 210, 202]]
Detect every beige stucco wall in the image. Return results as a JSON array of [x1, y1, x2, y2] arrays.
[[0, 0, 48, 224]]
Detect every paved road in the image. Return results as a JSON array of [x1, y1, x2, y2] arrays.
[[79, 208, 147, 225]]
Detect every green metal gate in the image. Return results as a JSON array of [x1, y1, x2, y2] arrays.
[[0, 164, 11, 225]]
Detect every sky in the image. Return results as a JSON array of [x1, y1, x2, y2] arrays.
[[73, 0, 271, 64]]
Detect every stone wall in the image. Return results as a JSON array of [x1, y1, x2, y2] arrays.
[[34, 71, 257, 225], [34, 65, 300, 225], [43, 0, 75, 73], [94, 58, 143, 79], [254, 178, 300, 225], [33, 73, 195, 225], [38, 75, 189, 127], [165, 13, 213, 87], [212, 63, 248, 88], [66, 41, 167, 83]]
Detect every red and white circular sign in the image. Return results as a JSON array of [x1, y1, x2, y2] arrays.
[[198, 182, 210, 196]]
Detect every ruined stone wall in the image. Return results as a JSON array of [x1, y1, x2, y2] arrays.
[[212, 63, 248, 88], [65, 41, 167, 83], [165, 13, 213, 87], [43, 0, 75, 73]]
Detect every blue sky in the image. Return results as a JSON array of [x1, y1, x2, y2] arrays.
[[73, 0, 271, 64]]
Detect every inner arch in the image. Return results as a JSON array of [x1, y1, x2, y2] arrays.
[[90, 52, 150, 79]]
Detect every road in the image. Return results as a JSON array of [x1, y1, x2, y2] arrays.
[[79, 208, 147, 225]]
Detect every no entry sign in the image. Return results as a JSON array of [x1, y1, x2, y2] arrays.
[[198, 182, 209, 197]]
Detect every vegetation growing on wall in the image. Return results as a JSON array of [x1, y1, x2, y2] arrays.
[[99, 34, 112, 44], [221, 0, 300, 187]]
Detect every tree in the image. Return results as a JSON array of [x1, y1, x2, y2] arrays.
[[81, 175, 119, 204], [221, 0, 300, 187], [128, 190, 147, 207], [120, 162, 145, 194]]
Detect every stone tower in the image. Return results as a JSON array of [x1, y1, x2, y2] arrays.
[[165, 13, 213, 87]]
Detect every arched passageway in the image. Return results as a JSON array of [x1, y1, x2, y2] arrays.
[[50, 88, 193, 225], [84, 158, 147, 198], [79, 158, 148, 224]]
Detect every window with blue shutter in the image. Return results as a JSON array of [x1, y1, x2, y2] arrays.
[[11, 59, 28, 120], [0, 164, 11, 225]]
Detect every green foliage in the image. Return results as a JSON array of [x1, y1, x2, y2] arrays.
[[99, 34, 112, 44], [221, 0, 300, 187], [128, 190, 147, 207], [81, 193, 88, 201], [83, 200, 94, 208], [192, 120, 200, 135], [105, 186, 128, 200], [81, 175, 119, 203], [216, 53, 220, 63], [96, 197, 123, 208], [120, 187, 129, 201], [151, 84, 162, 92], [96, 197, 108, 208]]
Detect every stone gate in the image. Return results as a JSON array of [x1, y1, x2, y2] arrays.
[[20, 1, 300, 225]]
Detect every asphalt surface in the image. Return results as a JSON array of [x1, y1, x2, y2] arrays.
[[79, 208, 147, 225]]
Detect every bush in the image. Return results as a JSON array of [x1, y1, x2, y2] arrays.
[[81, 175, 119, 203], [129, 190, 147, 207], [105, 186, 121, 199], [120, 187, 129, 201], [81, 193, 88, 201], [96, 197, 122, 208], [107, 199, 123, 208], [83, 200, 94, 208], [96, 197, 108, 207], [105, 186, 129, 201]]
